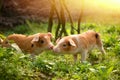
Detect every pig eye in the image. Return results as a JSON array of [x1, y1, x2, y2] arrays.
[[40, 40, 44, 44], [62, 44, 67, 48], [5, 41, 8, 44]]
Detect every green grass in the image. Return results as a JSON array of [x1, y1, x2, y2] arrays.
[[0, 22, 120, 80]]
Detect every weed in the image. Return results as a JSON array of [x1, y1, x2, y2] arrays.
[[0, 23, 119, 80]]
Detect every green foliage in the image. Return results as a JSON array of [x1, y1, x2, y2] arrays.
[[105, 25, 120, 35], [0, 23, 120, 80], [0, 34, 6, 39], [13, 24, 31, 34], [0, 48, 35, 80], [33, 57, 55, 75], [25, 20, 47, 34]]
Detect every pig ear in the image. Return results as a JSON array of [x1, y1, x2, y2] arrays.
[[56, 38, 61, 43], [68, 39, 76, 47], [31, 35, 39, 43], [47, 32, 52, 38], [0, 38, 3, 44]]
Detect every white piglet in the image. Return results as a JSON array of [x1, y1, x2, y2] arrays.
[[53, 30, 106, 62]]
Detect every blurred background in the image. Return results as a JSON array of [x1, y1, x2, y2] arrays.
[[0, 0, 120, 28]]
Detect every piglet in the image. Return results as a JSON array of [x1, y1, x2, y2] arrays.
[[53, 30, 106, 62], [2, 32, 54, 55]]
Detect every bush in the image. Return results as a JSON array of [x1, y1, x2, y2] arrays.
[[0, 48, 34, 80]]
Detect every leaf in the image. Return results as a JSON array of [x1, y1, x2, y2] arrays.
[[0, 34, 6, 39], [89, 68, 98, 73], [107, 66, 114, 75]]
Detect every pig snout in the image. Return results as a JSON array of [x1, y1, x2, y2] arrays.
[[48, 43, 54, 49], [53, 46, 60, 53], [49, 45, 54, 49]]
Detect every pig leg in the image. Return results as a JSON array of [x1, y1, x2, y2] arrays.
[[98, 45, 106, 60], [96, 40, 106, 60], [73, 54, 77, 62], [99, 46, 106, 55], [96, 38, 106, 55], [81, 50, 88, 63]]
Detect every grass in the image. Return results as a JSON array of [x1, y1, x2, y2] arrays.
[[0, 22, 120, 80]]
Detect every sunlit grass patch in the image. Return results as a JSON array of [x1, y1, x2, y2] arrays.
[[0, 22, 120, 80]]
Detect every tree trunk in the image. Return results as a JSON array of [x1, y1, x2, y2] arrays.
[[47, 0, 55, 32], [59, 0, 68, 37], [63, 0, 74, 34], [78, 0, 84, 34], [54, 6, 61, 40]]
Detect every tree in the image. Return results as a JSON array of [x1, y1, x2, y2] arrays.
[[78, 0, 84, 34], [48, 0, 68, 40], [62, 0, 75, 34], [47, 0, 85, 40], [59, 0, 68, 37], [47, 0, 55, 32]]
